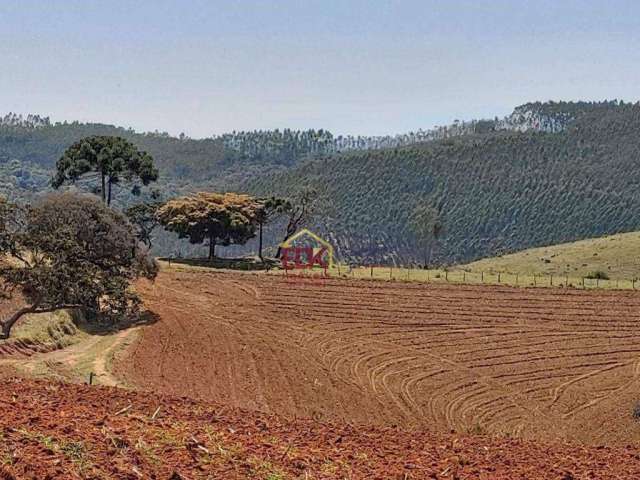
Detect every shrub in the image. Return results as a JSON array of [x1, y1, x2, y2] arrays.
[[585, 270, 609, 280]]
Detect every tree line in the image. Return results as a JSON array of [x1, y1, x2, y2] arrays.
[[50, 136, 318, 259], [2, 101, 620, 188]]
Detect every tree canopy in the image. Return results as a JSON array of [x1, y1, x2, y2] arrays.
[[157, 192, 263, 259], [51, 135, 159, 205], [0, 193, 158, 338]]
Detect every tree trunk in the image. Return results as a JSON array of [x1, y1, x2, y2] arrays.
[[1, 304, 82, 340], [276, 224, 296, 259], [208, 235, 216, 260], [426, 242, 434, 268], [0, 306, 36, 339], [107, 179, 112, 206], [258, 221, 264, 261], [275, 232, 291, 259], [276, 214, 300, 259], [101, 173, 106, 203]]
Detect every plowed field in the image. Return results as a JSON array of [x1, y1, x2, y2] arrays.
[[116, 270, 640, 445], [5, 378, 640, 479]]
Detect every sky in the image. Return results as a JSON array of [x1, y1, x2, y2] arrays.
[[0, 0, 638, 138]]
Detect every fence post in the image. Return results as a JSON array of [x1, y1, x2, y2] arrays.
[[390, 266, 393, 280], [370, 265, 373, 278], [498, 272, 501, 283], [550, 275, 553, 286], [582, 277, 585, 288], [481, 271, 484, 283], [633, 279, 636, 290], [515, 274, 518, 285], [463, 271, 466, 283], [565, 275, 568, 286], [445, 270, 448, 282], [534, 275, 536, 286], [596, 278, 599, 288]]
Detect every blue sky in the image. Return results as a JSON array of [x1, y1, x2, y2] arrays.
[[0, 0, 638, 137]]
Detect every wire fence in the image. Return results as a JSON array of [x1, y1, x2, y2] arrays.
[[278, 264, 638, 290]]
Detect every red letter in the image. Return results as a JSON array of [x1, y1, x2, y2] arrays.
[[281, 247, 292, 269], [310, 247, 328, 268]]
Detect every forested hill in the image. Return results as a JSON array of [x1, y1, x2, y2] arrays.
[[246, 101, 640, 265], [0, 100, 638, 263], [0, 120, 344, 206], [0, 99, 618, 188]]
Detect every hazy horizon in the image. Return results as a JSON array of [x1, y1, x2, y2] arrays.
[[2, 0, 638, 138]]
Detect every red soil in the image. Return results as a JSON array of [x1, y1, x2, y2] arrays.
[[117, 270, 640, 446], [2, 377, 640, 479]]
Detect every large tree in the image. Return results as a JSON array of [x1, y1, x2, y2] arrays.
[[157, 192, 263, 260], [52, 136, 159, 205], [0, 193, 158, 339]]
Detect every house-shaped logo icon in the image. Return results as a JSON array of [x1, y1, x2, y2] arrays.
[[280, 229, 334, 270]]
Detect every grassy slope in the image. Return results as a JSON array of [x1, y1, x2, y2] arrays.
[[460, 231, 640, 280], [11, 311, 79, 344], [0, 310, 139, 387]]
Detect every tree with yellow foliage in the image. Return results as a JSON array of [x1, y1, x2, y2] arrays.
[[157, 192, 263, 259]]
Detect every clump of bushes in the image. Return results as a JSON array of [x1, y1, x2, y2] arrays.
[[585, 270, 609, 280]]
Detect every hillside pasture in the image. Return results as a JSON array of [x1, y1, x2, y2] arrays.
[[461, 231, 640, 280]]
